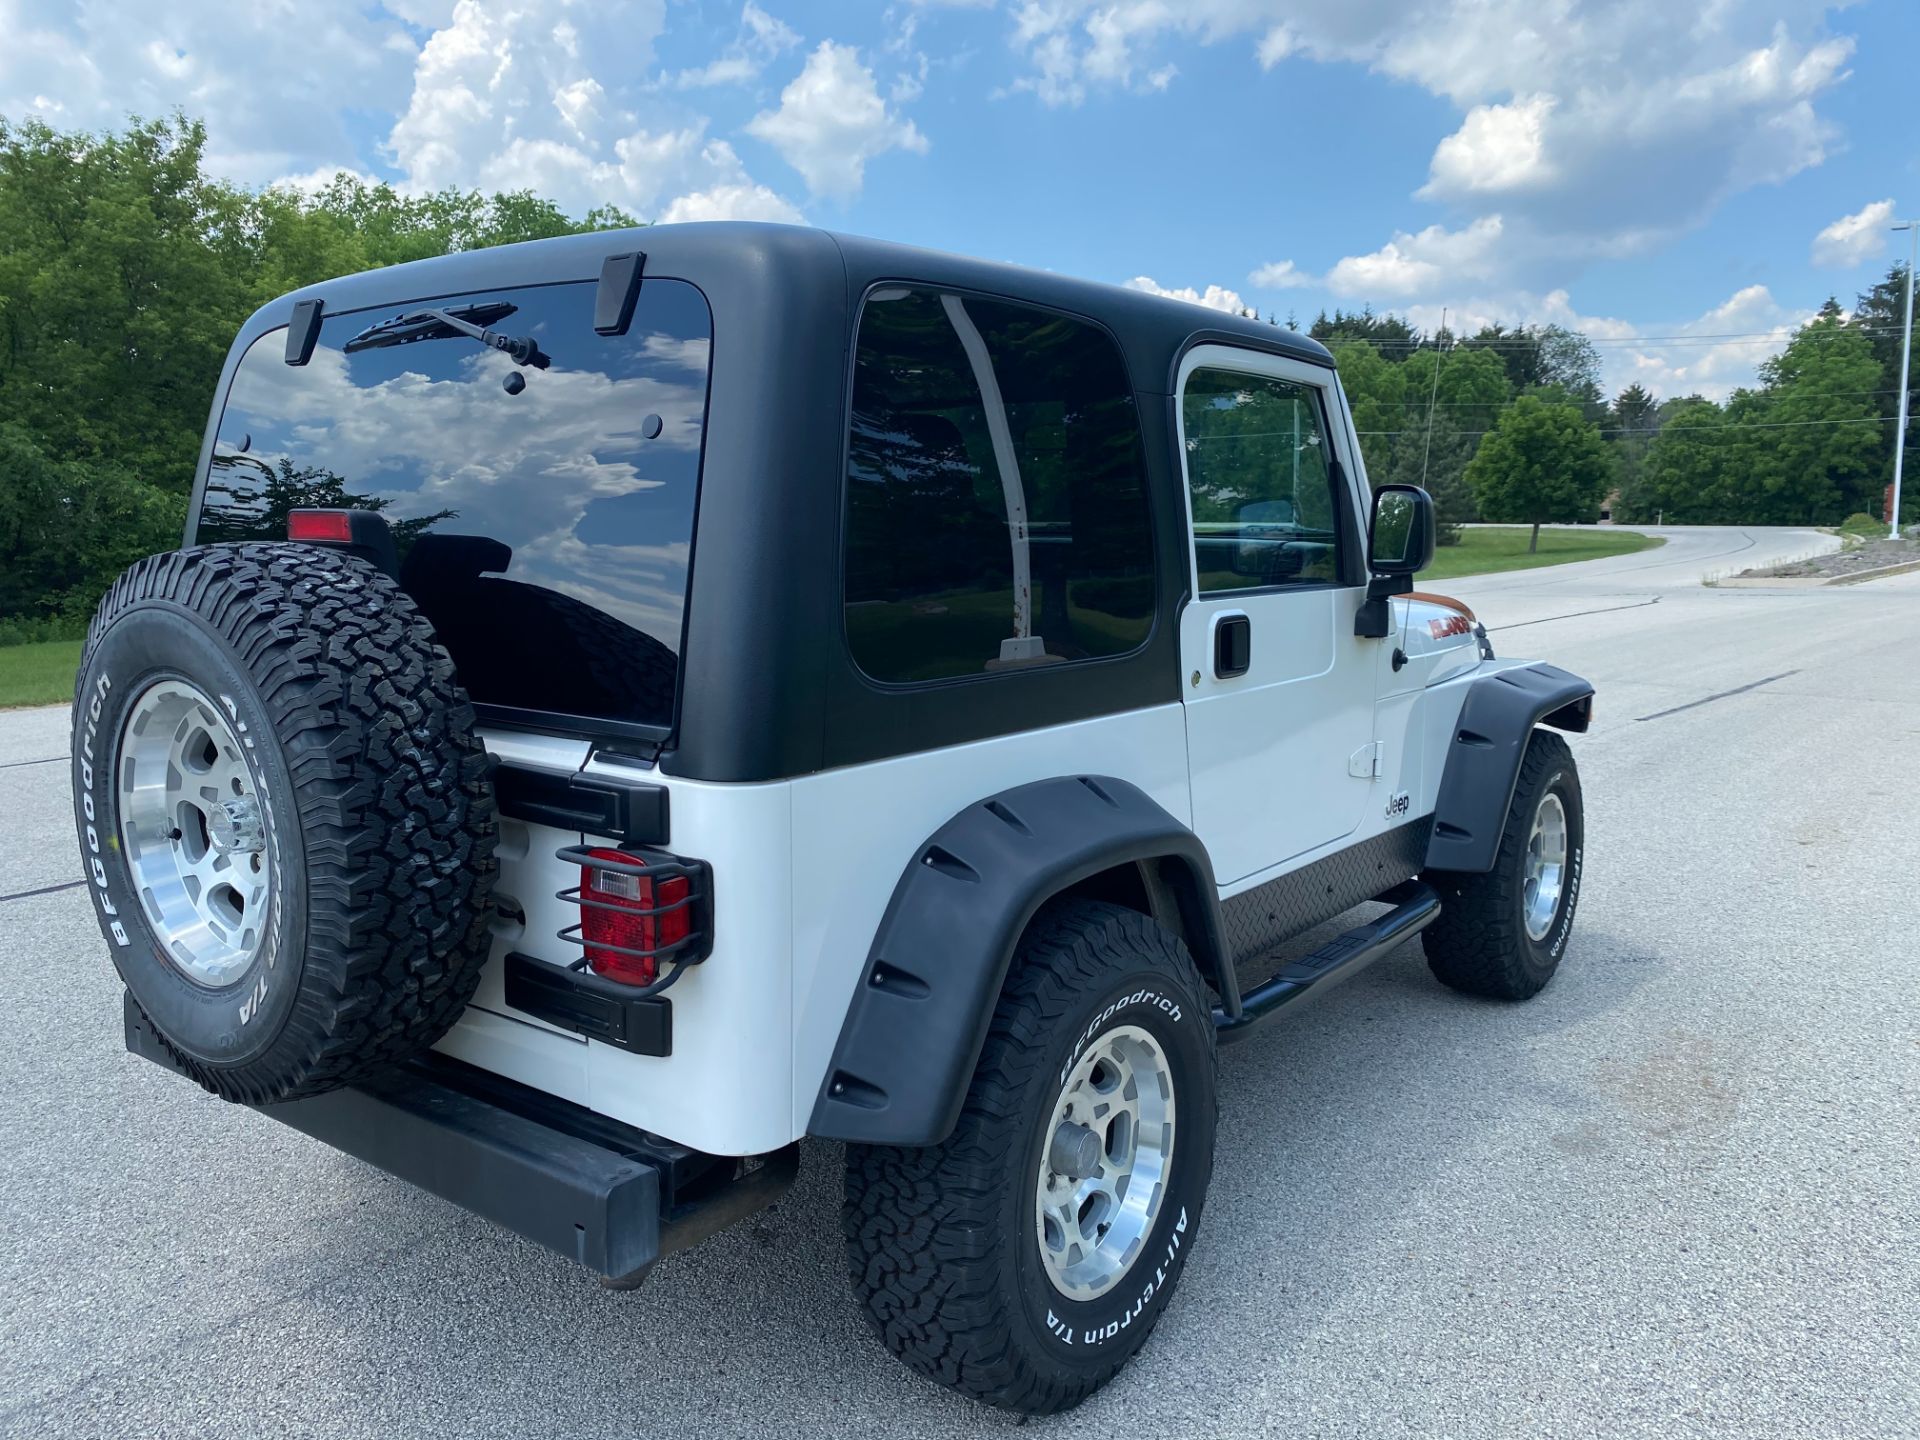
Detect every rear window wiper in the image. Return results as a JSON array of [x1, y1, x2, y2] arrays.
[[343, 301, 551, 369]]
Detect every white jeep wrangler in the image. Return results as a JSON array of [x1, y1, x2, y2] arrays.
[[72, 223, 1591, 1415]]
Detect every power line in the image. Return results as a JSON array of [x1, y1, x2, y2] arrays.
[[1371, 388, 1905, 408], [1348, 325, 1912, 350], [1355, 414, 1907, 439]]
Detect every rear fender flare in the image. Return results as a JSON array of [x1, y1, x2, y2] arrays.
[[1425, 662, 1594, 874], [808, 775, 1229, 1147]]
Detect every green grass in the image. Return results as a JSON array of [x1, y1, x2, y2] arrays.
[[1418, 526, 1662, 581], [0, 640, 82, 709]]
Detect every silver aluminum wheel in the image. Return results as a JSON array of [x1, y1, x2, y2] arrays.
[[1034, 1023, 1176, 1301], [116, 679, 272, 988], [1522, 790, 1568, 942]]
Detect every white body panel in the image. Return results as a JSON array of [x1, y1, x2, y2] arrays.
[[1174, 345, 1384, 886]]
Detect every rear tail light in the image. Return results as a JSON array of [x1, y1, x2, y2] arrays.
[[558, 845, 710, 988]]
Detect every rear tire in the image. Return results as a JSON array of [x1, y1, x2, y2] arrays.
[[71, 543, 498, 1103], [843, 900, 1217, 1414], [1421, 730, 1583, 1000]]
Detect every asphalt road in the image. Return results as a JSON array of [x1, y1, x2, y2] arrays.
[[3, 527, 1915, 1439]]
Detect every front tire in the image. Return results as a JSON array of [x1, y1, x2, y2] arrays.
[[843, 900, 1217, 1414], [1422, 729, 1584, 1000]]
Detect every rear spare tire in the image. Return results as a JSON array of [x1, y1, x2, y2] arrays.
[[71, 543, 498, 1103]]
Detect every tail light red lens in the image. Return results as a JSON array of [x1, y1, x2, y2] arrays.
[[579, 847, 691, 986], [287, 509, 355, 543]]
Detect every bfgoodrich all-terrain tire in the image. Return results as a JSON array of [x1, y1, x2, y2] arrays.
[[71, 543, 498, 1104], [843, 900, 1217, 1414], [1421, 729, 1583, 1000]]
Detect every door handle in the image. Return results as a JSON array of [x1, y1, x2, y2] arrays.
[[1213, 612, 1251, 679]]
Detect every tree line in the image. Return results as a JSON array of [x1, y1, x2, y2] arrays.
[[2, 114, 1915, 636], [1253, 285, 1914, 547], [0, 115, 632, 637]]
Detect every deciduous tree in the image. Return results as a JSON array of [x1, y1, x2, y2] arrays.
[[1465, 396, 1613, 550]]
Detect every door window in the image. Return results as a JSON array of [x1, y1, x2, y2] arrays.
[[843, 287, 1155, 684], [1182, 368, 1345, 594]]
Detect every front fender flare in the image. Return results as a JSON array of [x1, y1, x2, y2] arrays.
[[1425, 662, 1594, 874], [808, 775, 1227, 1147]]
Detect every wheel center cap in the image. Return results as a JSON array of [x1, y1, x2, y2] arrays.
[[1049, 1122, 1104, 1181], [208, 797, 264, 856]]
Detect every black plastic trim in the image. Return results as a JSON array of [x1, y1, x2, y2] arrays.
[[1220, 819, 1432, 967], [1213, 612, 1251, 679], [494, 762, 669, 845], [1214, 880, 1439, 1042], [808, 774, 1230, 1147], [593, 251, 646, 335], [473, 703, 669, 753], [504, 951, 672, 1055], [1425, 663, 1595, 874], [284, 298, 324, 366]]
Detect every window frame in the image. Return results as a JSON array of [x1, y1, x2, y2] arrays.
[[835, 279, 1162, 692], [1173, 344, 1367, 600]]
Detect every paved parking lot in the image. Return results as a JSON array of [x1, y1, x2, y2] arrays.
[[2, 527, 1915, 1439]]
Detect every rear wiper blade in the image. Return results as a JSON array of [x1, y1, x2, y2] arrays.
[[343, 301, 550, 369]]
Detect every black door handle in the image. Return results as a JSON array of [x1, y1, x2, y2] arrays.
[[1214, 613, 1251, 679]]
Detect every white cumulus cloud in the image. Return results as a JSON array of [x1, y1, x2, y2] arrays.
[[1811, 198, 1896, 268], [1421, 94, 1554, 197], [1125, 276, 1249, 314], [660, 182, 805, 225], [1323, 217, 1506, 301], [667, 2, 801, 89], [746, 41, 929, 200], [1248, 259, 1311, 290], [377, 0, 804, 224]]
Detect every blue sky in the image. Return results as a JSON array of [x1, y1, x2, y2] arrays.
[[4, 0, 1915, 398]]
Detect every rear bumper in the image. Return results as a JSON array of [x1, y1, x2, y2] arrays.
[[124, 993, 794, 1281]]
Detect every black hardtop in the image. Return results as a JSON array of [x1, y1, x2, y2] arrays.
[[203, 222, 1335, 783], [253, 221, 1333, 391]]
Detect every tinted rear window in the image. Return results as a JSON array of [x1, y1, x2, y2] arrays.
[[197, 278, 712, 734], [843, 287, 1155, 684]]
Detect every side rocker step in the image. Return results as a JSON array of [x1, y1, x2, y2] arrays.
[[1212, 880, 1441, 1044]]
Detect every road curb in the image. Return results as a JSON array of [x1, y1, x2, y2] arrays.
[[1826, 558, 1920, 586]]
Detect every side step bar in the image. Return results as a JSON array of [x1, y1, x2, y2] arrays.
[[1212, 880, 1441, 1044]]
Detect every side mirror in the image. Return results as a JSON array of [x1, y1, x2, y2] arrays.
[[1356, 484, 1435, 639], [1367, 484, 1435, 576]]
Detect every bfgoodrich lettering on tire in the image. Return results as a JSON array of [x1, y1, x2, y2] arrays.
[[1421, 729, 1583, 1000], [71, 543, 498, 1104], [842, 900, 1218, 1414]]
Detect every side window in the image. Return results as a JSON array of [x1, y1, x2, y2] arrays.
[[1182, 368, 1346, 594], [843, 287, 1156, 684]]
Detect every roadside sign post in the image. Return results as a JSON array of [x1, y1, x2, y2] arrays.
[[1892, 220, 1916, 539]]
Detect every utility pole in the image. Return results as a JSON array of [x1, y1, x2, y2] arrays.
[[1892, 220, 1917, 539], [1419, 307, 1448, 490]]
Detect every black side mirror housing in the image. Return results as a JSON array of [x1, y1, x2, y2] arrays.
[[1356, 484, 1436, 638]]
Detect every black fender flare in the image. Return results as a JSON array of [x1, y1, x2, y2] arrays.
[[1424, 662, 1594, 874], [808, 775, 1230, 1147]]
